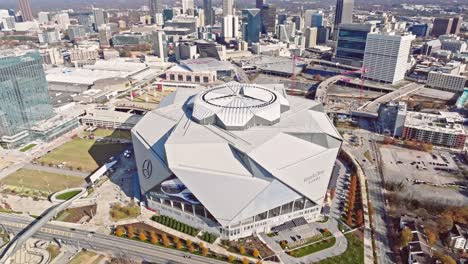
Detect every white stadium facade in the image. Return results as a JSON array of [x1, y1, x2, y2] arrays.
[[131, 82, 342, 240]]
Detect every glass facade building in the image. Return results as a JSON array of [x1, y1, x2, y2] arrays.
[[0, 51, 54, 139], [311, 13, 324, 28], [242, 9, 261, 44], [334, 23, 375, 67]]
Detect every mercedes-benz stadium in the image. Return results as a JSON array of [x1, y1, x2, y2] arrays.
[[131, 82, 342, 240]]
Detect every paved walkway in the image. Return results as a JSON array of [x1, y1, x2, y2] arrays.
[[23, 164, 89, 178]]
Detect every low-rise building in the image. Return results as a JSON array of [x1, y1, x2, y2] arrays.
[[377, 101, 407, 137], [402, 111, 467, 149], [426, 71, 467, 92], [399, 216, 433, 264], [165, 58, 234, 84], [81, 109, 142, 130], [449, 224, 468, 251]]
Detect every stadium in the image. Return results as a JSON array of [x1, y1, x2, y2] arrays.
[[132, 81, 342, 240]]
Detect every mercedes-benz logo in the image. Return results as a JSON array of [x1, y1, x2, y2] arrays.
[[142, 159, 153, 179]]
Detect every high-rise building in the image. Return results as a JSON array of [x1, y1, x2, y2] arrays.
[[93, 8, 107, 31], [278, 14, 287, 25], [0, 51, 54, 145], [334, 23, 376, 67], [37, 12, 50, 24], [363, 32, 415, 84], [260, 4, 276, 34], [70, 12, 93, 31], [317, 26, 330, 44], [149, 0, 163, 23], [203, 0, 214, 26], [223, 0, 234, 16], [56, 13, 71, 30], [292, 15, 303, 31], [311, 12, 324, 28], [256, 0, 264, 9], [182, 0, 194, 14], [450, 16, 463, 35], [304, 10, 315, 28], [222, 15, 239, 41], [153, 31, 168, 62], [409, 24, 428, 37], [304, 27, 317, 48], [99, 25, 112, 48], [432, 18, 453, 37], [18, 0, 33, 21], [333, 0, 354, 40], [163, 9, 174, 22], [38, 29, 61, 44], [242, 9, 261, 44]]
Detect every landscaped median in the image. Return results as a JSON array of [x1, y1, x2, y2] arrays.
[[113, 222, 263, 264], [55, 190, 81, 200], [151, 215, 199, 236]]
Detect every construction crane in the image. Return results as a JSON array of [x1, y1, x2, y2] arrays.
[[339, 67, 367, 105], [289, 54, 305, 96]]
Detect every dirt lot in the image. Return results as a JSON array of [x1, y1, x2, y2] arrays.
[[55, 204, 97, 223]]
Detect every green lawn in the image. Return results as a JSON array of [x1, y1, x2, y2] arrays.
[[288, 236, 336, 257], [55, 190, 81, 200], [315, 233, 364, 264], [19, 144, 36, 152], [38, 138, 127, 172], [82, 129, 132, 140], [0, 169, 84, 194]]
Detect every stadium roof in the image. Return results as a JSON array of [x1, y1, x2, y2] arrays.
[[132, 82, 342, 226]]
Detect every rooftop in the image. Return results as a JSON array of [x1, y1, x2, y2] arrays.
[[404, 111, 467, 135], [180, 58, 234, 72]]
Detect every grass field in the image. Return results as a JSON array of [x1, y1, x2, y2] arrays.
[[38, 138, 127, 172], [288, 236, 336, 257], [315, 233, 364, 264], [110, 202, 140, 221], [69, 250, 104, 264], [56, 190, 81, 200], [0, 169, 84, 194], [20, 144, 36, 152], [82, 129, 132, 140]]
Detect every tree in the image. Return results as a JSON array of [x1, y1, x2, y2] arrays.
[[400, 227, 413, 248], [116, 226, 125, 237], [227, 255, 235, 263], [242, 257, 249, 264], [437, 213, 454, 233], [256, 261, 263, 264], [239, 245, 246, 255], [139, 231, 147, 242], [425, 229, 437, 247], [199, 242, 205, 249], [161, 234, 170, 247], [150, 232, 158, 245], [176, 241, 183, 250], [280, 240, 287, 249], [173, 236, 180, 244], [252, 248, 260, 258], [187, 244, 195, 253], [126, 226, 134, 238], [201, 247, 209, 256], [329, 188, 336, 200], [186, 240, 193, 247]]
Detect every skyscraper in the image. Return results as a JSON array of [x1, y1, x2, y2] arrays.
[[222, 15, 239, 41], [304, 27, 317, 48], [333, 0, 354, 40], [153, 31, 168, 62], [18, 0, 34, 21], [363, 32, 415, 84], [93, 8, 107, 31], [432, 18, 453, 37], [0, 51, 54, 142], [311, 12, 324, 28], [256, 0, 264, 9], [223, 0, 234, 16], [203, 0, 214, 26], [242, 9, 261, 44], [334, 23, 376, 67], [149, 0, 162, 24], [182, 0, 194, 15], [260, 4, 276, 34], [450, 16, 463, 35]]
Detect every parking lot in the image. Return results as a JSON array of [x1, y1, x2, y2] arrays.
[[380, 145, 460, 185], [272, 223, 321, 246]]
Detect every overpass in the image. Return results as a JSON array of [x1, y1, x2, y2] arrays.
[[0, 188, 86, 263]]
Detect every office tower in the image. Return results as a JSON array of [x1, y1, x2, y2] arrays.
[[37, 12, 50, 24], [223, 0, 234, 16], [182, 0, 194, 14], [18, 0, 33, 21], [409, 24, 428, 37], [56, 13, 71, 30], [222, 15, 239, 41], [0, 51, 54, 143], [304, 10, 315, 28], [432, 18, 453, 37], [149, 0, 162, 23], [93, 8, 107, 31], [203, 0, 214, 26], [311, 12, 324, 27], [242, 9, 261, 44], [68, 25, 87, 41], [304, 27, 317, 48], [256, 0, 264, 9], [70, 12, 93, 31], [363, 32, 415, 84], [153, 31, 168, 62], [163, 9, 174, 22], [38, 29, 61, 44], [0, 16, 15, 30], [292, 15, 303, 31], [260, 4, 276, 34], [450, 16, 463, 35], [333, 0, 354, 40], [334, 23, 376, 67], [278, 14, 287, 25], [99, 25, 112, 48], [317, 26, 330, 44]]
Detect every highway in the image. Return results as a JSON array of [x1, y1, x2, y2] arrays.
[[0, 213, 226, 264]]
